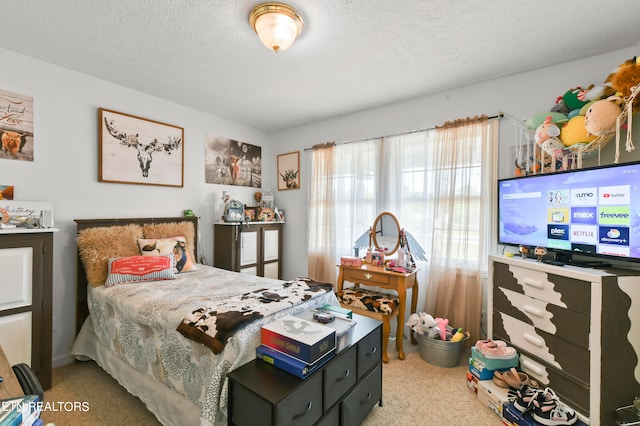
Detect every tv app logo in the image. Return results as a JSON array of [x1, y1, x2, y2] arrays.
[[570, 224, 598, 244], [599, 185, 630, 205], [571, 207, 597, 225], [598, 226, 630, 246], [598, 206, 630, 226], [547, 224, 569, 241], [571, 188, 597, 206]]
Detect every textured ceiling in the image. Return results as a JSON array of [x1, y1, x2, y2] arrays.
[[1, 0, 640, 132]]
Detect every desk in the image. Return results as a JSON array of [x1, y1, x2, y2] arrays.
[[337, 264, 418, 360], [0, 346, 23, 400]]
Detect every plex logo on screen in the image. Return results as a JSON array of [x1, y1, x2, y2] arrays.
[[547, 224, 569, 240]]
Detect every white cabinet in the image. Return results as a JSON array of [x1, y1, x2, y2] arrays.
[[0, 230, 56, 390], [214, 222, 283, 279], [489, 255, 640, 426]]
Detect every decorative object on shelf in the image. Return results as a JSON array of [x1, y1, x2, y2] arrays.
[[249, 2, 304, 53], [534, 246, 547, 262], [0, 200, 54, 229], [254, 191, 262, 204], [258, 207, 275, 222], [518, 245, 529, 259], [261, 188, 274, 209], [224, 200, 244, 222], [99, 108, 184, 187], [0, 88, 34, 162], [218, 191, 230, 221], [244, 206, 259, 222], [277, 151, 300, 190]]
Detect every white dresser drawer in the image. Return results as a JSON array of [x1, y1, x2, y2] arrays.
[[493, 311, 588, 384], [493, 286, 590, 349], [493, 262, 590, 314]]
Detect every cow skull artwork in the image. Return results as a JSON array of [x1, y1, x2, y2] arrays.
[[103, 117, 182, 178]]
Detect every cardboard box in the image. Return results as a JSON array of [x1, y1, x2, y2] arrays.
[[502, 402, 588, 426], [261, 315, 336, 364], [296, 310, 357, 353], [468, 357, 510, 380], [477, 379, 511, 418], [471, 346, 519, 370], [466, 370, 478, 394]]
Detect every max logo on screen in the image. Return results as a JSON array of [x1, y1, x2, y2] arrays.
[[547, 225, 569, 240], [571, 207, 597, 224]]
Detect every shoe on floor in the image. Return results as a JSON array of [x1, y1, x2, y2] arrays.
[[513, 384, 542, 414], [531, 387, 578, 425]]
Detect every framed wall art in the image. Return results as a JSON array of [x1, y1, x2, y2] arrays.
[[204, 135, 262, 187], [0, 88, 34, 162], [277, 151, 300, 190], [99, 108, 184, 187]]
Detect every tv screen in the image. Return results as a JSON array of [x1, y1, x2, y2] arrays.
[[498, 161, 640, 263]]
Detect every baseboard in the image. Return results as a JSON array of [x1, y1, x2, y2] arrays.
[[52, 353, 75, 368]]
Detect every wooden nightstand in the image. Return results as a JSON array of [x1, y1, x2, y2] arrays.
[[0, 346, 24, 400]]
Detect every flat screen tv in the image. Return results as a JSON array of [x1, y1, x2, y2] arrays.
[[497, 160, 640, 265]]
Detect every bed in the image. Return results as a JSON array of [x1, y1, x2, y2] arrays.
[[70, 217, 339, 426]]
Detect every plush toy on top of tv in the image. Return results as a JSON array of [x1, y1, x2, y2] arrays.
[[606, 56, 640, 108], [534, 116, 564, 158], [584, 96, 623, 137]]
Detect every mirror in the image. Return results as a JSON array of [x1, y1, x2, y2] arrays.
[[372, 212, 400, 255]]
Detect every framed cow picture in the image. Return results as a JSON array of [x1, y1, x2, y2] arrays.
[[98, 108, 184, 187], [277, 151, 300, 190]]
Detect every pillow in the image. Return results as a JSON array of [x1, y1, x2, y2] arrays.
[[137, 236, 196, 273], [77, 224, 144, 287], [105, 255, 175, 287], [142, 222, 196, 263]]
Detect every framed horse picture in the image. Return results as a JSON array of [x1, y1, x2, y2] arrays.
[[98, 108, 184, 187]]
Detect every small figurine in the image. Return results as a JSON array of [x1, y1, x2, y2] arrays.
[[535, 246, 547, 262], [519, 245, 529, 259]]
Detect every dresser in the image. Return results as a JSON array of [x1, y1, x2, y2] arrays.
[[227, 314, 382, 426], [488, 255, 640, 426], [214, 222, 283, 279], [0, 229, 56, 390]]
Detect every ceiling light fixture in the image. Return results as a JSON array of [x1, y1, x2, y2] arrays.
[[249, 2, 304, 53]]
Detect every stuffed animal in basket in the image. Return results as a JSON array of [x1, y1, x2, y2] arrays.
[[434, 317, 449, 340], [605, 56, 640, 108], [406, 312, 439, 338]]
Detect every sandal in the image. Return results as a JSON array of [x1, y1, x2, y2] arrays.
[[501, 367, 540, 390], [493, 370, 510, 388]]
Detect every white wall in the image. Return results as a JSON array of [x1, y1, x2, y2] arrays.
[[269, 46, 640, 315], [0, 48, 272, 366], [2, 44, 639, 367]]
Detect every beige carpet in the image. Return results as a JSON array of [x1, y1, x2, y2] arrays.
[[42, 344, 504, 425]]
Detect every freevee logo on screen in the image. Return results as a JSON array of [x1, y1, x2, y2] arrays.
[[571, 207, 597, 225], [571, 187, 597, 206], [598, 206, 631, 226], [547, 224, 569, 240], [599, 185, 630, 205]]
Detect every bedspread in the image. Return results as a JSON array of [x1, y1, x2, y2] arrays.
[[82, 265, 338, 425]]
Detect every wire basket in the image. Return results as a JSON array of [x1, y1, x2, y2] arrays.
[[416, 333, 468, 368]]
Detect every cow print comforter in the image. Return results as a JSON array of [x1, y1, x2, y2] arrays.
[[177, 278, 334, 353]]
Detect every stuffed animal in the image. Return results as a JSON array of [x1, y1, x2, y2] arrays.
[[606, 56, 640, 108], [405, 312, 439, 338], [584, 96, 623, 137], [534, 116, 564, 158], [434, 317, 449, 340], [560, 115, 598, 147]]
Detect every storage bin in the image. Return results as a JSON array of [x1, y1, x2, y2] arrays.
[[416, 333, 468, 368]]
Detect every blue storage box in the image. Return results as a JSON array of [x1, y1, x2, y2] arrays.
[[471, 346, 519, 370], [468, 357, 510, 380]]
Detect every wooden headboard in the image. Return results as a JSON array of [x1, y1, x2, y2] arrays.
[[74, 216, 199, 334]]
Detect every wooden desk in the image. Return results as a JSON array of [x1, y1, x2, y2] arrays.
[[0, 346, 24, 400], [337, 264, 418, 360]]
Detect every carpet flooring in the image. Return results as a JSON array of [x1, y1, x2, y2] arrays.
[[42, 344, 504, 425]]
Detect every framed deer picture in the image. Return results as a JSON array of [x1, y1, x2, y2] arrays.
[[98, 108, 184, 187], [277, 151, 300, 191]]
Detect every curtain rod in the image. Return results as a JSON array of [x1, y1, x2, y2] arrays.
[[303, 113, 503, 152]]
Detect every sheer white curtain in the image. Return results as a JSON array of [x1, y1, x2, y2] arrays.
[[308, 117, 497, 342], [308, 139, 381, 284]]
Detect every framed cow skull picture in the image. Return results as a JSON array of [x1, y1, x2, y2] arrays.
[[98, 108, 184, 187]]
